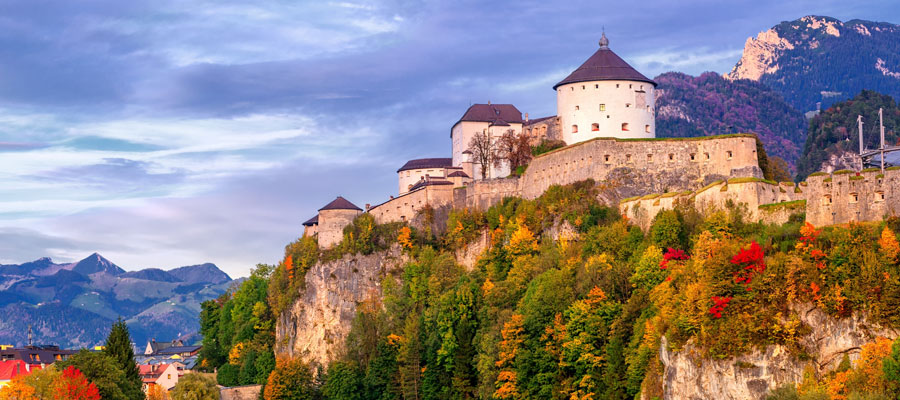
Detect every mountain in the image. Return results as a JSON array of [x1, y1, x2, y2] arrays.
[[0, 254, 233, 349], [168, 263, 232, 285], [727, 16, 900, 113], [655, 71, 807, 165], [796, 89, 900, 178]]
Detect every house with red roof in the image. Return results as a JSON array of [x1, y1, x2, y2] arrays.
[[0, 360, 43, 388], [139, 362, 186, 393]]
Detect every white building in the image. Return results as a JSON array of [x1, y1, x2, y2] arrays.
[[554, 33, 656, 144], [450, 103, 524, 180]]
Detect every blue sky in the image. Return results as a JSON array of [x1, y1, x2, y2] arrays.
[[1, 0, 899, 278]]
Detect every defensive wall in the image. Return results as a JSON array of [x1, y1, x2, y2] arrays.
[[804, 167, 900, 227], [620, 179, 806, 230], [518, 134, 762, 199], [368, 184, 455, 224]]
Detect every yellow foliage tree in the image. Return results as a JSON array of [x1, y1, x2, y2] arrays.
[[507, 222, 538, 256], [494, 314, 525, 399], [879, 227, 900, 262], [228, 342, 246, 365], [0, 376, 37, 400], [855, 336, 893, 390], [398, 226, 413, 249], [147, 384, 169, 400]]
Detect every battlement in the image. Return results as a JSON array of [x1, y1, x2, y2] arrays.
[[803, 167, 900, 226]]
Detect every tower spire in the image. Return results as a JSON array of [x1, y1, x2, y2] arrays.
[[599, 30, 609, 49]]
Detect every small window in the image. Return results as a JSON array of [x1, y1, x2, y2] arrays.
[[591, 123, 599, 131], [629, 84, 632, 88], [668, 153, 674, 161], [616, 84, 620, 88], [571, 87, 574, 91], [625, 103, 631, 108], [645, 124, 650, 133], [595, 84, 599, 89], [647, 154, 653, 162], [571, 125, 578, 133], [726, 151, 733, 159], [626, 154, 632, 162], [824, 195, 832, 205], [640, 85, 644, 90], [599, 104, 606, 111], [690, 153, 696, 161], [604, 155, 611, 163], [850, 193, 859, 203], [704, 153, 710, 160], [876, 192, 885, 202], [167, 374, 171, 380], [575, 105, 580, 111], [582, 85, 585, 89], [621, 123, 629, 131]]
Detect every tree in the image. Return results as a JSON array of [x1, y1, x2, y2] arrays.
[[102, 318, 142, 398], [147, 384, 169, 400], [58, 350, 139, 400], [216, 363, 239, 387], [496, 129, 533, 173], [768, 156, 792, 182], [263, 357, 317, 400], [170, 373, 219, 400], [322, 362, 363, 400], [494, 314, 524, 399], [21, 367, 62, 399], [0, 376, 37, 400], [468, 130, 498, 180], [56, 366, 101, 400]]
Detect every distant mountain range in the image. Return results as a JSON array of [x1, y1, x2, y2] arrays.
[[727, 15, 900, 113], [0, 253, 234, 349]]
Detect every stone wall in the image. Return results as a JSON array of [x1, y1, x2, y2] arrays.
[[621, 179, 805, 230], [460, 178, 521, 211], [519, 134, 762, 199], [804, 168, 900, 227], [317, 209, 361, 248], [220, 385, 262, 400], [368, 185, 455, 225]]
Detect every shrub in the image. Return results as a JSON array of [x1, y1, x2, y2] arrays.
[[650, 210, 686, 250]]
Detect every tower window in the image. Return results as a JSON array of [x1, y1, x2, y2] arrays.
[[571, 125, 578, 133], [604, 155, 610, 163], [690, 153, 696, 161], [824, 195, 832, 205], [595, 84, 599, 89], [645, 125, 650, 133], [629, 84, 632, 88], [575, 105, 580, 111], [877, 191, 885, 202], [626, 154, 632, 162], [726, 151, 733, 159], [625, 103, 631, 108], [621, 123, 629, 131], [599, 104, 606, 111], [571, 87, 574, 91], [591, 123, 599, 131], [850, 193, 859, 203], [582, 85, 585, 89], [704, 153, 710, 160], [668, 153, 674, 161], [647, 154, 653, 162], [616, 84, 619, 88]]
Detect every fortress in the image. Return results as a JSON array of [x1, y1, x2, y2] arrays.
[[301, 34, 900, 248]]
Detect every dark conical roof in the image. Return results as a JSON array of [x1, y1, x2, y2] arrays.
[[553, 36, 655, 89], [318, 196, 362, 211], [302, 215, 319, 226]]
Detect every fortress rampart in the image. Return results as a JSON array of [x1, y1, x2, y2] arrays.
[[804, 167, 900, 227]]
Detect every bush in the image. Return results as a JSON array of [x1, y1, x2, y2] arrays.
[[531, 139, 566, 156], [171, 373, 219, 400], [217, 363, 239, 387]]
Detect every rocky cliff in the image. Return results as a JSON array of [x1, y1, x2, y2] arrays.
[[656, 303, 898, 400], [275, 245, 407, 367]]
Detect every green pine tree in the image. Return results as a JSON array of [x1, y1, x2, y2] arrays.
[[102, 318, 143, 400]]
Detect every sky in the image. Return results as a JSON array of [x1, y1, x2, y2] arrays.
[[1, 0, 899, 279]]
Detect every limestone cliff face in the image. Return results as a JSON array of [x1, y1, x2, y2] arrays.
[[275, 245, 407, 367], [656, 304, 898, 400], [727, 28, 795, 82]]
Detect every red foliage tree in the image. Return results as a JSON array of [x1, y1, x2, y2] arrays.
[[731, 241, 765, 290], [56, 366, 100, 400], [708, 296, 732, 319], [659, 248, 689, 270]]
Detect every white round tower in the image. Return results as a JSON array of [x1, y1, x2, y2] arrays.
[[555, 33, 656, 145]]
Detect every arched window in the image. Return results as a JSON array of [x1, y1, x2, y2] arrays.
[[572, 125, 578, 133], [621, 123, 629, 131], [645, 125, 650, 133], [591, 123, 599, 131]]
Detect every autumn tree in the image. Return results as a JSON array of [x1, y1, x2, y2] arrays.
[[21, 366, 62, 399], [496, 129, 533, 173], [170, 373, 219, 400], [264, 357, 317, 400], [147, 384, 169, 400], [468, 130, 498, 180], [56, 366, 101, 400], [57, 350, 138, 400], [0, 375, 36, 400], [494, 314, 524, 399]]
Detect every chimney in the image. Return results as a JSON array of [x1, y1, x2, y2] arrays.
[[365, 204, 371, 211], [525, 113, 529, 122], [487, 100, 491, 105]]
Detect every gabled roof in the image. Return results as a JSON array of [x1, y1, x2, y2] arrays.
[[302, 215, 318, 226], [455, 104, 523, 126], [553, 34, 656, 89], [319, 196, 363, 212], [0, 360, 41, 381], [397, 158, 453, 173]]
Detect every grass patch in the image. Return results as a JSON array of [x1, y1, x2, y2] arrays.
[[641, 193, 661, 200], [799, 181, 808, 186], [808, 171, 828, 177], [849, 175, 864, 181], [824, 178, 833, 183], [862, 167, 881, 173], [888, 166, 900, 171], [695, 180, 724, 195], [794, 187, 803, 193], [758, 200, 806, 211], [661, 192, 681, 198], [834, 169, 854, 175], [727, 177, 777, 185]]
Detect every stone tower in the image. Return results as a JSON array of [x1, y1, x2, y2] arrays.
[[555, 33, 657, 145]]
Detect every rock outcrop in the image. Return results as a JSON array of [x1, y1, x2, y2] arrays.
[[275, 245, 407, 367], [657, 304, 898, 400]]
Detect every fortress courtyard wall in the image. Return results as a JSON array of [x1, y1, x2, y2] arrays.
[[804, 168, 900, 227]]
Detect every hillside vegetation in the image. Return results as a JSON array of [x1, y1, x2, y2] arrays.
[[229, 180, 900, 399], [797, 90, 900, 179], [655, 72, 806, 167]]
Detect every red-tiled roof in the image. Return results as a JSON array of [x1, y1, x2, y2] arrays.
[[456, 104, 523, 125], [554, 35, 655, 89], [302, 215, 318, 226], [0, 360, 42, 381], [319, 196, 362, 211], [397, 158, 453, 173]]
